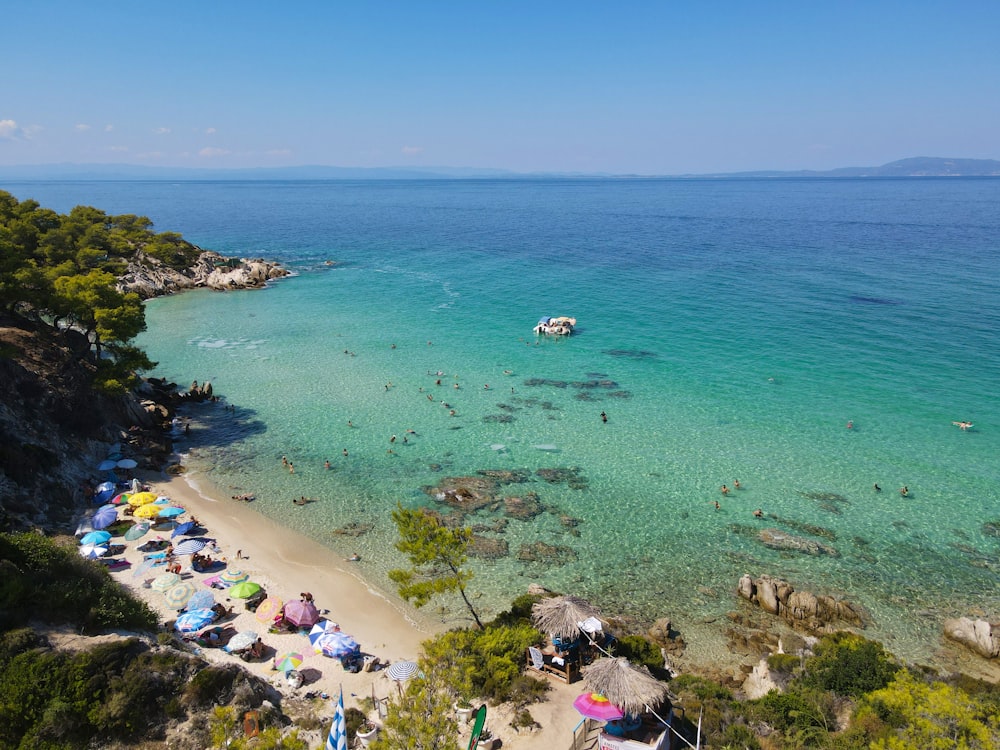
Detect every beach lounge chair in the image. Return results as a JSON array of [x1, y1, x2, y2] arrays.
[[526, 646, 578, 684]]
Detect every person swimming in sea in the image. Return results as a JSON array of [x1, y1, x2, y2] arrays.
[[874, 483, 881, 492], [900, 485, 909, 497]]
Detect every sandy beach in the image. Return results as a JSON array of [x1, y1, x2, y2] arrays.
[[107, 470, 581, 748]]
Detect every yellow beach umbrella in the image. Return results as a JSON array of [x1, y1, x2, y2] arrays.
[[133, 503, 163, 519], [127, 491, 159, 507]]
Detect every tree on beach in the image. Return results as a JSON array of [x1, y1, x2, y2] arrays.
[[388, 504, 484, 629]]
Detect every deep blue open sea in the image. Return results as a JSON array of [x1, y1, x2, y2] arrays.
[[7, 177, 1000, 664]]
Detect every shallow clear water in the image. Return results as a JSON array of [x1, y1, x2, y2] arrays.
[[8, 177, 1000, 662]]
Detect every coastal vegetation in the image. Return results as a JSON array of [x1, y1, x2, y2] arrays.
[[0, 190, 192, 393], [389, 504, 485, 629]]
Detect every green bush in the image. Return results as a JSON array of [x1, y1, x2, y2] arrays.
[[798, 631, 899, 697], [767, 652, 801, 674], [613, 634, 664, 673]]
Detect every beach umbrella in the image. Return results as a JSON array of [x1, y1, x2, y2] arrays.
[[273, 652, 304, 672], [255, 596, 283, 624], [152, 572, 181, 591], [582, 657, 671, 717], [385, 660, 419, 683], [158, 506, 186, 518], [93, 482, 117, 504], [309, 622, 358, 658], [219, 568, 249, 586], [116, 458, 138, 469], [78, 544, 108, 559], [172, 539, 206, 556], [171, 521, 195, 538], [111, 492, 129, 505], [573, 692, 625, 722], [90, 506, 118, 530], [531, 595, 604, 641], [175, 608, 216, 633], [80, 530, 112, 546], [128, 492, 158, 507], [125, 522, 151, 541], [132, 558, 157, 578], [134, 503, 163, 519], [98, 459, 118, 472], [186, 590, 215, 612], [163, 581, 198, 609], [229, 581, 262, 599], [228, 630, 258, 652], [282, 600, 320, 628]]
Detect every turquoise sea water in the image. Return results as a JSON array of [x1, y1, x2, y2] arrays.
[[7, 178, 1000, 664]]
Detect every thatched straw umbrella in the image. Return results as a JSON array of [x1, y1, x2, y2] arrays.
[[582, 656, 671, 717], [531, 595, 603, 640]]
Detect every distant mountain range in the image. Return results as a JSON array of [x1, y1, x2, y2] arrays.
[[1, 156, 998, 181]]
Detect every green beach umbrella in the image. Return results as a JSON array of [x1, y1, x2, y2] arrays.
[[228, 581, 262, 599]]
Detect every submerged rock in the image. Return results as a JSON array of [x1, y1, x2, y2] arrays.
[[517, 541, 578, 564], [758, 528, 839, 557]]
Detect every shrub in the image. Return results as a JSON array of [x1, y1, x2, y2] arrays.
[[766, 652, 801, 674], [613, 634, 664, 673], [798, 631, 899, 697]]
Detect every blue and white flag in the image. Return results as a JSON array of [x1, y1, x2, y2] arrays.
[[326, 689, 347, 750]]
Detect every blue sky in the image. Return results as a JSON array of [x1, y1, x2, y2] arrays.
[[2, 2, 997, 174]]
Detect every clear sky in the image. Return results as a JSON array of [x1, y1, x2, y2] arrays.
[[2, 1, 998, 174]]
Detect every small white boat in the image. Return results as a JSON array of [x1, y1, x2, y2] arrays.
[[533, 316, 576, 335]]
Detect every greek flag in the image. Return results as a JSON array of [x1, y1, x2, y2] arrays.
[[326, 690, 347, 750]]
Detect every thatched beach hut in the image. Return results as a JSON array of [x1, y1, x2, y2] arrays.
[[583, 656, 671, 717], [531, 594, 603, 641]]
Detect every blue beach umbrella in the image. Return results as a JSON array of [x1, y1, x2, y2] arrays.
[[79, 544, 108, 559], [158, 506, 186, 519], [97, 459, 118, 472], [80, 530, 112, 546], [185, 590, 215, 612], [175, 608, 216, 633], [90, 505, 119, 530], [171, 521, 195, 538]]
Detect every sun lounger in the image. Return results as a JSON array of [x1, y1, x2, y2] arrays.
[[526, 646, 578, 684]]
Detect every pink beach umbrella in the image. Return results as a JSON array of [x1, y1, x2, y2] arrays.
[[282, 600, 320, 629], [573, 693, 625, 722]]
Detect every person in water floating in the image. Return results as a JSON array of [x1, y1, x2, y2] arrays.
[[952, 421, 973, 431], [601, 411, 607, 423], [721, 484, 730, 495], [900, 486, 909, 497], [753, 508, 764, 518]]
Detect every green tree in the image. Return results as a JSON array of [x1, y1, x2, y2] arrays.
[[388, 505, 484, 629], [373, 659, 461, 750]]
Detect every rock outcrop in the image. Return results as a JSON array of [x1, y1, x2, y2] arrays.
[[943, 617, 1000, 659], [737, 573, 865, 632], [117, 250, 288, 299]]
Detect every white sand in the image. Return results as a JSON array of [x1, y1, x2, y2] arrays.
[[106, 471, 581, 748]]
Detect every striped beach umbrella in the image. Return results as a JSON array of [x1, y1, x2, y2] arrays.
[[219, 568, 249, 586], [385, 660, 419, 682], [151, 572, 181, 591], [131, 558, 157, 578], [172, 539, 206, 556], [78, 544, 108, 559], [163, 581, 198, 609], [273, 652, 304, 672]]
